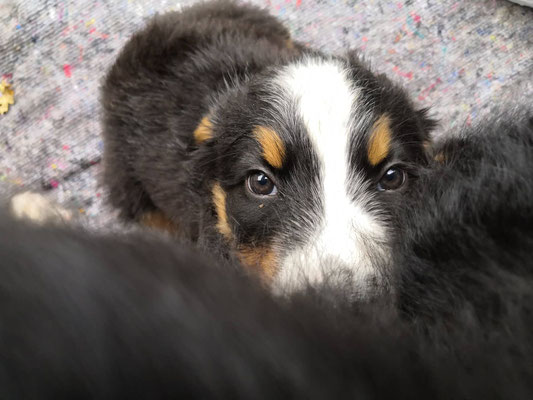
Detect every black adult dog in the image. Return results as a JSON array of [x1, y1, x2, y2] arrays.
[[1, 114, 532, 398]]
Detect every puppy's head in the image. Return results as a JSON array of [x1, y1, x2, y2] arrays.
[[194, 55, 434, 295]]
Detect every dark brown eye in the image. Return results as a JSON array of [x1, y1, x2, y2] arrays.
[[377, 166, 406, 191], [247, 171, 278, 196]]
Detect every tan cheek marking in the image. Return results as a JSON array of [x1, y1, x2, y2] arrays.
[[212, 183, 233, 240], [237, 245, 278, 282], [434, 152, 446, 163], [193, 116, 213, 144], [367, 114, 392, 166], [253, 126, 286, 169], [140, 211, 178, 234]]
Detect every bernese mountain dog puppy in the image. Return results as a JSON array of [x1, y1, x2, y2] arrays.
[[1, 113, 532, 398], [101, 0, 435, 294]]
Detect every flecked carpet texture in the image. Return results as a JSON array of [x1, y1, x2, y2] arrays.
[[1, 0, 532, 229]]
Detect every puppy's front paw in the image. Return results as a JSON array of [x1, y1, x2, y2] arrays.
[[10, 192, 72, 225]]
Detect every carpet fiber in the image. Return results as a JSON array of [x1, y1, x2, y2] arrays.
[[1, 0, 531, 229]]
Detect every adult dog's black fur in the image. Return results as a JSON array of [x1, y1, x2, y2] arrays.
[[396, 111, 533, 331], [1, 115, 532, 398]]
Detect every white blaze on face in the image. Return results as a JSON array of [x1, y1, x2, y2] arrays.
[[272, 58, 389, 295]]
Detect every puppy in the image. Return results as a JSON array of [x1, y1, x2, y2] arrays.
[[1, 114, 533, 398], [101, 0, 435, 293]]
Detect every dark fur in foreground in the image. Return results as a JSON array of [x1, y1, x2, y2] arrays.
[[1, 115, 532, 398]]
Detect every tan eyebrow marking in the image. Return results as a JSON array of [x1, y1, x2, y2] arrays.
[[367, 114, 392, 166], [253, 126, 286, 169], [212, 182, 233, 240], [193, 116, 213, 144]]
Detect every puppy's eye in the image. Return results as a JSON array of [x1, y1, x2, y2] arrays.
[[377, 166, 406, 191], [247, 171, 278, 196]]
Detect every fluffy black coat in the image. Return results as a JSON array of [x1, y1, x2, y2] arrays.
[[1, 115, 532, 398], [396, 111, 533, 330]]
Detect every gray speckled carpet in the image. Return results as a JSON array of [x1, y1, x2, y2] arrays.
[[1, 0, 532, 230]]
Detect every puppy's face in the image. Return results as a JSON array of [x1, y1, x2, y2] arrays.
[[196, 57, 433, 294]]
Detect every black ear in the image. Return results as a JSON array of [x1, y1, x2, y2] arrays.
[[415, 107, 439, 160], [416, 107, 438, 136], [414, 107, 438, 158], [343, 50, 438, 136]]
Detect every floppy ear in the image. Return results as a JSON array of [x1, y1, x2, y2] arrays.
[[415, 107, 439, 159], [416, 107, 438, 138], [343, 50, 438, 135]]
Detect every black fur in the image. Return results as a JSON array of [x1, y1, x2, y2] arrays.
[[1, 115, 532, 398], [395, 111, 533, 330]]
